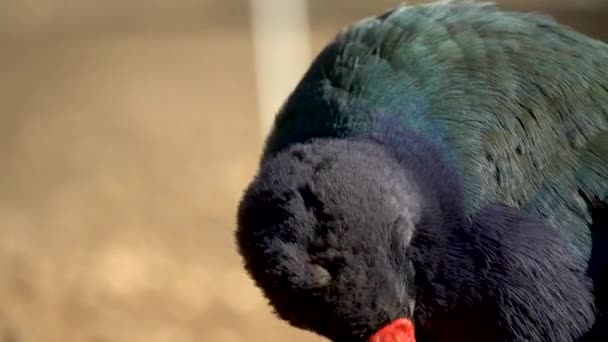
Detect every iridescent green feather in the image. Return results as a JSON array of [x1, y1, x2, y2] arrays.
[[264, 1, 608, 259]]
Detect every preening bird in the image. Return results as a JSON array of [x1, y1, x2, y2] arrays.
[[235, 1, 608, 341]]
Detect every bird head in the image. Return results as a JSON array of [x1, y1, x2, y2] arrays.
[[236, 138, 425, 342]]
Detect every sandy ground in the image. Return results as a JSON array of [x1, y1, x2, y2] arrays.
[[0, 27, 331, 342], [1, 1, 606, 342]]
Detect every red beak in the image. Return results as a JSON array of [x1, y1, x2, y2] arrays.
[[368, 318, 415, 342]]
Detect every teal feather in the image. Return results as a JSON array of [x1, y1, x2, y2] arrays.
[[263, 1, 608, 259]]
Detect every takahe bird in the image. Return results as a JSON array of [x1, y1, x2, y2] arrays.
[[235, 1, 608, 341]]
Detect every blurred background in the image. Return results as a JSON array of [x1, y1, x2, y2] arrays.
[[0, 1, 606, 341]]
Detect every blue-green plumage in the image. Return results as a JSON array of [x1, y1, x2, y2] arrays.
[[265, 1, 608, 259]]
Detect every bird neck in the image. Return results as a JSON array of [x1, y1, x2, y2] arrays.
[[351, 113, 466, 216], [351, 121, 477, 328]]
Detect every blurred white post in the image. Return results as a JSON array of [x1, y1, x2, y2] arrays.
[[249, 0, 312, 138]]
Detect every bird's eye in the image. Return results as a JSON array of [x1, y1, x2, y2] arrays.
[[310, 264, 332, 287]]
